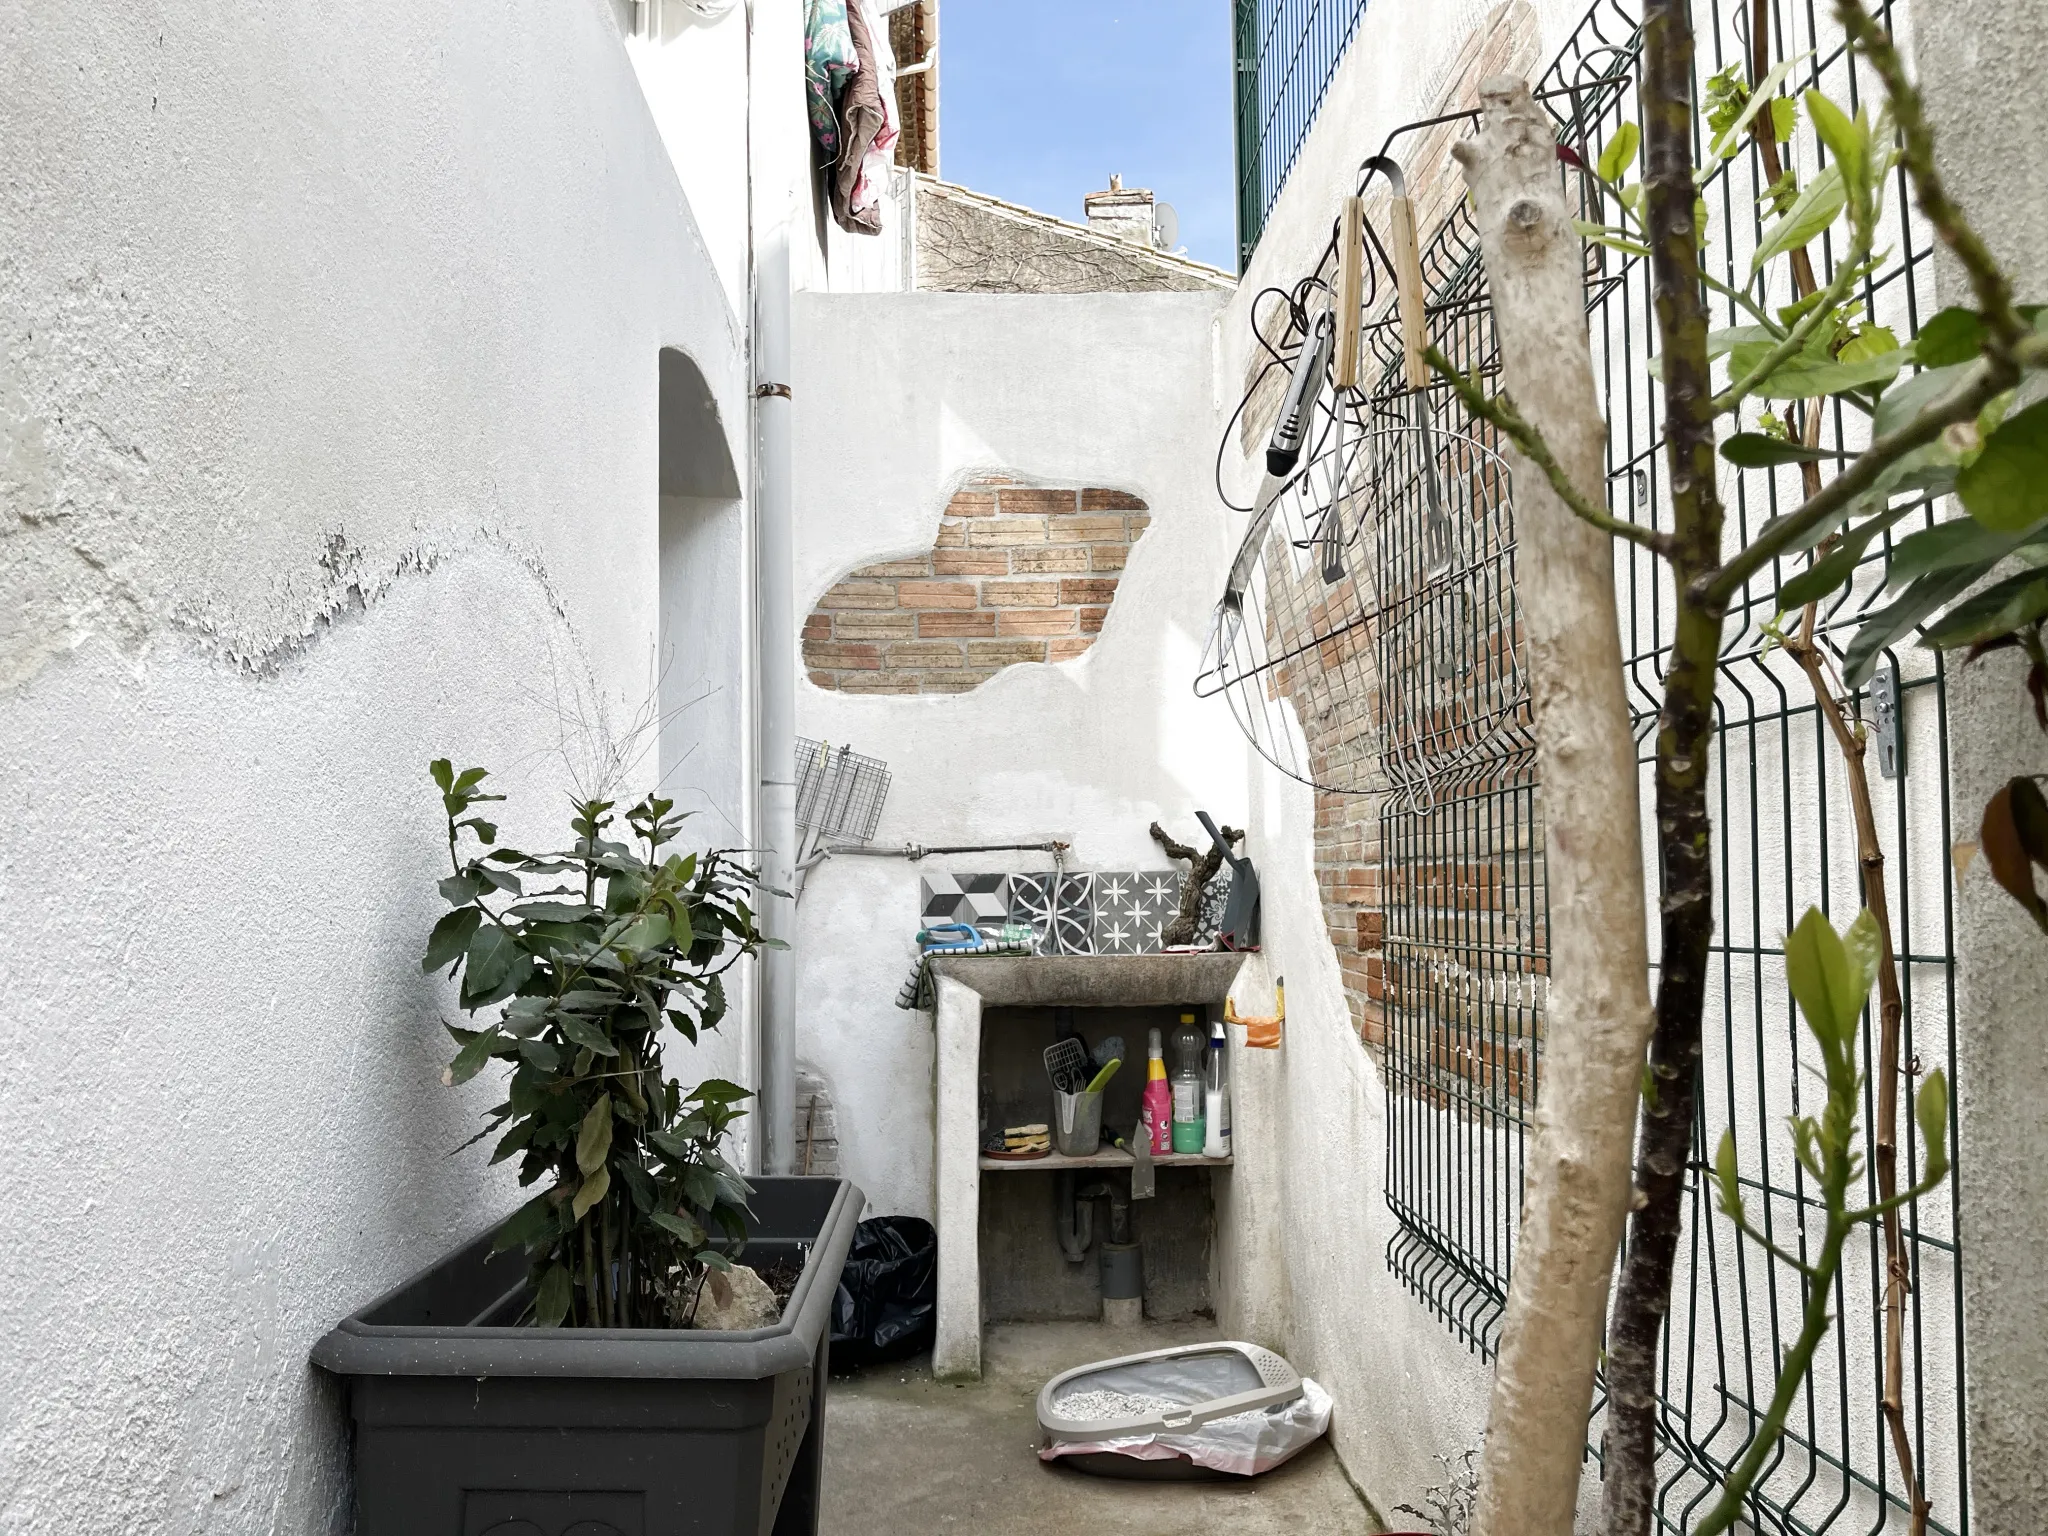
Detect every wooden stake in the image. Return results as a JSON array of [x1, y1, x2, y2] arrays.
[[1451, 78, 1657, 1536]]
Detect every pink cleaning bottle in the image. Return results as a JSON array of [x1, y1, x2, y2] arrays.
[[1143, 1027, 1172, 1155]]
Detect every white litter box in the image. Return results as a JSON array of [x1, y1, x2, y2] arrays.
[[1036, 1341, 1330, 1479]]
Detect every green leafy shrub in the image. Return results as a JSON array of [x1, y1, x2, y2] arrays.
[[424, 759, 777, 1327]]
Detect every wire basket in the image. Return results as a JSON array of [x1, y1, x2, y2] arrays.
[[794, 738, 890, 846]]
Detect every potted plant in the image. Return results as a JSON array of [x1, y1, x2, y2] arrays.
[[312, 762, 861, 1536]]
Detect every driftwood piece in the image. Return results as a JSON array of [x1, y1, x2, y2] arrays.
[[1149, 820, 1240, 947], [1450, 78, 1657, 1536]]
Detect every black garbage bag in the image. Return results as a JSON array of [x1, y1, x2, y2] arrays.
[[830, 1215, 936, 1369]]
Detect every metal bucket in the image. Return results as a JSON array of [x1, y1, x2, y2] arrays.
[[1053, 1089, 1104, 1156]]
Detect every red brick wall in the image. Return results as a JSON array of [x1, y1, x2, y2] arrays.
[[803, 476, 1150, 694]]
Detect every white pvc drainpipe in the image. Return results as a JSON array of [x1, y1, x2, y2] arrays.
[[749, 0, 798, 1178]]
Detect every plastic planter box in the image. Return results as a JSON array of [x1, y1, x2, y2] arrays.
[[311, 1177, 863, 1536]]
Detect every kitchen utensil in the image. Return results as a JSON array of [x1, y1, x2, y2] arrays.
[[1090, 1035, 1124, 1071], [1083, 1058, 1122, 1095], [1044, 1038, 1089, 1095]]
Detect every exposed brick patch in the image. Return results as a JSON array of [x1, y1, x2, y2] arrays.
[[802, 475, 1152, 692]]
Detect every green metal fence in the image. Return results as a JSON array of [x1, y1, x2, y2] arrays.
[[1233, 0, 1376, 269]]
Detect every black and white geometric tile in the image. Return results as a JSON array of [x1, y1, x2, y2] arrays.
[[921, 869, 1203, 956], [1005, 871, 1096, 955], [1090, 870, 1183, 954], [920, 872, 1010, 932], [1194, 871, 1231, 948]]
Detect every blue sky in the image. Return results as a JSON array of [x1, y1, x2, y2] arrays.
[[934, 0, 1238, 273]]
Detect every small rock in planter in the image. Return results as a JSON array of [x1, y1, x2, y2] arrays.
[[689, 1264, 781, 1331]]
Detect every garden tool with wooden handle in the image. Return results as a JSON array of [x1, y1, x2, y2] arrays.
[[1367, 155, 1452, 578]]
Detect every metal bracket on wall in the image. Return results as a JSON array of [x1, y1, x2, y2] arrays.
[[1870, 662, 1903, 779]]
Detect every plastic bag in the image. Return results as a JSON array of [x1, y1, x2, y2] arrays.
[[1039, 1375, 1333, 1477], [829, 1215, 935, 1368]]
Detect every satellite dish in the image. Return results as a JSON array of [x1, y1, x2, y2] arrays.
[[1152, 202, 1179, 251]]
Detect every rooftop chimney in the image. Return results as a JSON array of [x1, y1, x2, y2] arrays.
[[1084, 173, 1157, 248]]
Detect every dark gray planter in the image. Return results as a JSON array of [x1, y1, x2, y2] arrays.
[[312, 1176, 863, 1536]]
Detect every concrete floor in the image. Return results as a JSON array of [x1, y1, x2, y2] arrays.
[[821, 1320, 1378, 1535]]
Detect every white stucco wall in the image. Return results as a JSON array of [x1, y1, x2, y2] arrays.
[[0, 2, 748, 1530], [788, 290, 1240, 1221]]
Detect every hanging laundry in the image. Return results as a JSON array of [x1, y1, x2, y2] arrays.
[[830, 0, 898, 235], [803, 0, 857, 161], [849, 0, 901, 224]]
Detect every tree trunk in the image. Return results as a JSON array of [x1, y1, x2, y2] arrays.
[[1601, 2, 1732, 1529], [1452, 77, 1658, 1536]]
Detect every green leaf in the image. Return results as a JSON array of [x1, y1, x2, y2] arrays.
[[534, 1263, 572, 1327], [516, 1035, 563, 1070], [1722, 433, 1831, 468], [1713, 1128, 1746, 1223], [1843, 564, 1983, 687], [1959, 399, 2048, 532], [613, 912, 670, 952], [1922, 566, 2048, 649], [439, 873, 486, 905], [692, 1077, 754, 1106], [1837, 325, 1900, 366], [422, 906, 483, 973], [1784, 906, 1868, 1046], [1804, 89, 1865, 194], [1914, 307, 1985, 367], [576, 1094, 613, 1175], [1597, 121, 1641, 184], [1571, 219, 1649, 259], [1873, 361, 1977, 440], [1774, 500, 1918, 613], [1915, 1070, 1951, 1183], [1842, 908, 1882, 1006], [681, 1164, 721, 1209], [430, 759, 454, 793], [459, 818, 498, 845], [557, 1012, 621, 1058], [650, 1208, 705, 1246], [1886, 517, 2048, 591], [511, 901, 598, 922], [1769, 96, 1797, 142], [1727, 339, 1909, 400], [1751, 162, 1846, 278], [444, 1024, 502, 1086], [491, 1192, 555, 1253], [462, 923, 518, 999], [570, 1164, 610, 1222], [453, 767, 489, 795], [1707, 54, 1805, 160]]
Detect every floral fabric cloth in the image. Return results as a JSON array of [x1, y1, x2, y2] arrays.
[[804, 0, 857, 160]]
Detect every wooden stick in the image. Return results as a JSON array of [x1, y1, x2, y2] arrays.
[[1450, 78, 1657, 1536]]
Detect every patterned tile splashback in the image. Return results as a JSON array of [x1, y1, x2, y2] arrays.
[[920, 869, 1225, 956]]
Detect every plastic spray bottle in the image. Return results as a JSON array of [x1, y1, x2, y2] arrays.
[[1143, 1028, 1172, 1155], [1203, 1015, 1231, 1158]]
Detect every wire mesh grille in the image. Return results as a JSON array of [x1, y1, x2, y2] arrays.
[[1216, 0, 1969, 1530], [793, 738, 891, 846]]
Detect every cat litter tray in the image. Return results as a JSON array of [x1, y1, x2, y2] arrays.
[[1036, 1341, 1332, 1479]]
